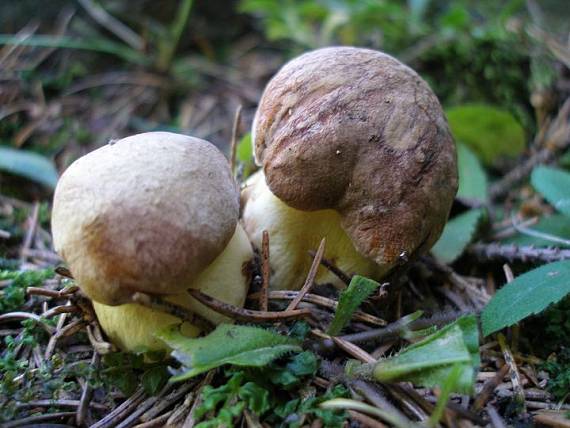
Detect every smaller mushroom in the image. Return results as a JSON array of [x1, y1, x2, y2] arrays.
[[242, 47, 458, 290], [52, 132, 253, 351]]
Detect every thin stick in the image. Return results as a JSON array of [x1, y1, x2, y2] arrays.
[[2, 412, 76, 428], [15, 399, 107, 410], [188, 290, 311, 322], [261, 290, 386, 326], [133, 411, 173, 428], [489, 99, 570, 200], [0, 312, 55, 334], [472, 365, 509, 411], [55, 266, 74, 278], [139, 381, 196, 422], [287, 238, 326, 311], [309, 250, 352, 285], [313, 329, 375, 363], [348, 410, 389, 428], [132, 292, 214, 332], [77, 0, 144, 50], [498, 333, 526, 413], [90, 388, 146, 428], [260, 230, 270, 311], [229, 104, 243, 175], [76, 352, 101, 426], [27, 285, 79, 298], [468, 242, 570, 263], [41, 304, 81, 319], [19, 202, 39, 263]]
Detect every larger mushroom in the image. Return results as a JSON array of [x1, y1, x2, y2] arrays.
[[52, 132, 253, 351], [242, 47, 457, 290]]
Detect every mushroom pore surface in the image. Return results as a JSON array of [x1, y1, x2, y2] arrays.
[[52, 132, 240, 305], [252, 46, 458, 267]]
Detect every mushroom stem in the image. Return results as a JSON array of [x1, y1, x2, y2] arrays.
[[241, 171, 387, 291]]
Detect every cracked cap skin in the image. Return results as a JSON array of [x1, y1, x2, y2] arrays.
[[251, 46, 458, 270]]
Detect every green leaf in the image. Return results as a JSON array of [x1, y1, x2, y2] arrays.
[[238, 382, 272, 415], [327, 275, 381, 336], [531, 166, 570, 217], [428, 365, 463, 426], [236, 132, 256, 178], [505, 214, 570, 248], [457, 143, 488, 202], [0, 147, 58, 189], [141, 365, 169, 395], [446, 104, 526, 165], [431, 208, 484, 264], [481, 261, 570, 336], [369, 315, 480, 394], [156, 324, 302, 381], [236, 132, 253, 164]]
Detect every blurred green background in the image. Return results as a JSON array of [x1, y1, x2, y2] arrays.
[[0, 0, 568, 198]]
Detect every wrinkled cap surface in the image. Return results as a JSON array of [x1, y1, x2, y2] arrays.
[[52, 132, 239, 305], [253, 46, 458, 266]]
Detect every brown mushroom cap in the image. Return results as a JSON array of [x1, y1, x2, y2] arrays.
[[52, 132, 239, 305], [253, 46, 458, 266]]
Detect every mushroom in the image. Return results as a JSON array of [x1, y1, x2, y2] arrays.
[[242, 47, 457, 290], [52, 132, 253, 351]]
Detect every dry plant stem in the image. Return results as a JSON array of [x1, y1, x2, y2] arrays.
[[19, 201, 39, 263], [309, 249, 352, 285], [45, 319, 86, 359], [260, 230, 270, 311], [312, 329, 375, 363], [115, 384, 175, 428], [348, 410, 388, 428], [188, 289, 312, 322], [350, 380, 412, 425], [2, 411, 76, 428], [286, 238, 326, 311], [86, 324, 114, 354], [133, 411, 173, 428], [491, 216, 538, 240], [229, 104, 242, 174], [139, 381, 197, 422], [0, 311, 55, 334], [165, 391, 195, 426], [45, 300, 71, 359], [498, 333, 526, 413], [42, 304, 81, 318], [486, 404, 508, 428], [265, 290, 386, 326], [243, 409, 263, 428], [131, 292, 214, 331], [468, 242, 570, 263], [76, 351, 101, 426], [77, 0, 144, 50], [384, 384, 429, 422], [511, 214, 570, 247], [55, 265, 74, 278], [15, 399, 107, 410], [183, 371, 216, 427], [489, 99, 570, 201], [472, 365, 509, 411], [91, 388, 146, 428]]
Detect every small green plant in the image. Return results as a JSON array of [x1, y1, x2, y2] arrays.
[[100, 352, 170, 396], [541, 348, 570, 401], [0, 268, 55, 313], [194, 362, 349, 428]]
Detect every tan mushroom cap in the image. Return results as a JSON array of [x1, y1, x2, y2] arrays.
[[253, 46, 458, 266], [52, 132, 239, 305]]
